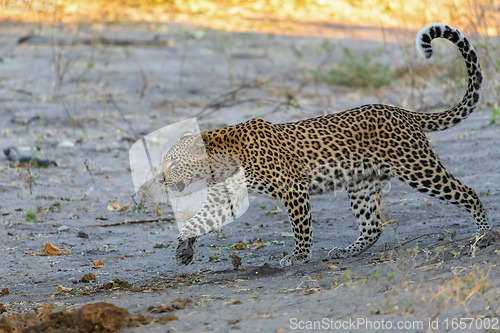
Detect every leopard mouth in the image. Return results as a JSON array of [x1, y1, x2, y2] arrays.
[[160, 177, 186, 193], [175, 181, 186, 192]]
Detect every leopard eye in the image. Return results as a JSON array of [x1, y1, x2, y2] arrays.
[[169, 161, 179, 171]]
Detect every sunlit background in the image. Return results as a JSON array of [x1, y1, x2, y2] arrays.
[[1, 0, 499, 37]]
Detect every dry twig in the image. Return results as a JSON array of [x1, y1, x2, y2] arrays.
[[90, 217, 175, 227], [195, 81, 274, 119], [26, 164, 36, 195], [108, 94, 140, 139], [82, 158, 97, 190], [135, 59, 149, 99]]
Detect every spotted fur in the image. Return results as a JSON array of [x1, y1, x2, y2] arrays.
[[161, 23, 491, 267]]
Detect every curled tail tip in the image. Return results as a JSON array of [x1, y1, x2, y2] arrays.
[[414, 23, 482, 132], [416, 22, 463, 59]]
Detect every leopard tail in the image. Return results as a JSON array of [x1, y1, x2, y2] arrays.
[[412, 23, 483, 132]]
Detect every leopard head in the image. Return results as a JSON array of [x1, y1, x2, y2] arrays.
[[160, 132, 211, 193]]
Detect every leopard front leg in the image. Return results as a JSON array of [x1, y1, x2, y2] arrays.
[[175, 213, 205, 266], [279, 186, 313, 266], [329, 180, 384, 259], [176, 204, 224, 266], [176, 236, 197, 266], [176, 206, 226, 265], [176, 184, 243, 266]]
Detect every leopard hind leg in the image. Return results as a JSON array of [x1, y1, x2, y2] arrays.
[[393, 150, 490, 233], [329, 178, 387, 259]]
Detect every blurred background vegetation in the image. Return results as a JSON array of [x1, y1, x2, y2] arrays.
[[1, 0, 498, 114], [1, 0, 499, 36]]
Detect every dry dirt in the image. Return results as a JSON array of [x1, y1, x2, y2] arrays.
[[0, 21, 499, 332]]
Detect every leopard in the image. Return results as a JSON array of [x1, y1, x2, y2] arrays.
[[160, 23, 491, 267]]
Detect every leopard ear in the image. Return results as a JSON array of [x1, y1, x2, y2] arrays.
[[192, 133, 208, 155], [179, 131, 194, 141]]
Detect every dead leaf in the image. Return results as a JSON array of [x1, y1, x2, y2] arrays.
[[315, 275, 324, 279], [234, 243, 245, 250], [119, 204, 129, 211], [107, 201, 121, 211], [229, 253, 242, 269], [328, 265, 338, 270], [56, 285, 73, 292], [44, 243, 70, 255], [251, 239, 264, 250], [93, 260, 105, 268], [26, 243, 71, 256], [156, 204, 162, 217]]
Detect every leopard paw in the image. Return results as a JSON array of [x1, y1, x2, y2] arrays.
[[176, 237, 196, 266], [328, 247, 349, 259], [279, 253, 310, 267]]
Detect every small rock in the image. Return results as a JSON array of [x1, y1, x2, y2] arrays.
[[57, 140, 75, 148], [0, 288, 9, 297], [80, 273, 96, 283], [77, 231, 89, 239]]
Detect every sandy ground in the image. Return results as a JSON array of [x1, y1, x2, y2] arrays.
[[0, 21, 499, 332]]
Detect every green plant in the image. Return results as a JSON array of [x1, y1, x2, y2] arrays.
[[480, 189, 491, 197], [342, 269, 352, 286], [314, 47, 393, 88], [488, 104, 500, 125], [444, 229, 457, 242], [26, 208, 37, 223]]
